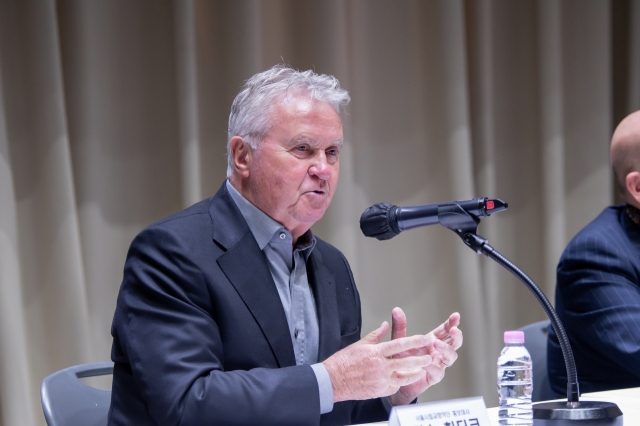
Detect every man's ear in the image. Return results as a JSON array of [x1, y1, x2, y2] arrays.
[[625, 171, 640, 207], [230, 136, 251, 178]]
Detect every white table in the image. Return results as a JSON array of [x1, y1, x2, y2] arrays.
[[358, 387, 640, 425]]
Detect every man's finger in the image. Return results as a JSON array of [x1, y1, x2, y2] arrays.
[[446, 326, 463, 350], [388, 354, 432, 372], [389, 367, 425, 387], [359, 321, 390, 345], [391, 307, 407, 340], [393, 333, 436, 358], [380, 334, 428, 358], [432, 326, 462, 351], [434, 339, 458, 367], [432, 312, 460, 340]]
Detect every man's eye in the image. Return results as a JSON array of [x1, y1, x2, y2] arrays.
[[296, 146, 308, 152], [326, 149, 339, 163], [326, 149, 340, 160]]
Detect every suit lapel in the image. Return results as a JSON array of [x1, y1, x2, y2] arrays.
[[210, 184, 296, 368], [308, 249, 341, 361]]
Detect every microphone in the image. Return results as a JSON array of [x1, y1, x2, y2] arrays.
[[359, 198, 508, 240]]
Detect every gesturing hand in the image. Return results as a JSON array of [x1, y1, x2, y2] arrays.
[[322, 321, 433, 402], [388, 308, 463, 406]]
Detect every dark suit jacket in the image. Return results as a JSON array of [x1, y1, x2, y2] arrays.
[[108, 183, 388, 426], [548, 205, 640, 396]]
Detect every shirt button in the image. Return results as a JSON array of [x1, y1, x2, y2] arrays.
[[279, 233, 286, 239]]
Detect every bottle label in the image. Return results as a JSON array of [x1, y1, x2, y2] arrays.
[[389, 396, 491, 426]]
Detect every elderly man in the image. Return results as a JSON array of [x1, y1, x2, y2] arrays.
[[548, 110, 640, 396], [108, 66, 462, 426]]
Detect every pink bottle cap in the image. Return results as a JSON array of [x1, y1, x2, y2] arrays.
[[504, 330, 525, 344]]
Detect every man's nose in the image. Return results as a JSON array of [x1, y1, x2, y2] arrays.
[[309, 152, 332, 181]]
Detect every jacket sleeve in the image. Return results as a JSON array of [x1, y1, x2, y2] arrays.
[[111, 225, 321, 426]]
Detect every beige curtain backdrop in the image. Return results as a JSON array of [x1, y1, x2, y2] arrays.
[[0, 0, 638, 425]]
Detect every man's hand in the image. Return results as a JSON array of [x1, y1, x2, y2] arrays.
[[322, 322, 434, 402], [387, 308, 463, 406]]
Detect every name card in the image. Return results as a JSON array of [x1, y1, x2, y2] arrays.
[[388, 396, 491, 426]]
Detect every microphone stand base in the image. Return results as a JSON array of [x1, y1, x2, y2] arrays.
[[533, 401, 623, 425]]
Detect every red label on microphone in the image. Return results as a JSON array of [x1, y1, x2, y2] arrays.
[[486, 200, 495, 210]]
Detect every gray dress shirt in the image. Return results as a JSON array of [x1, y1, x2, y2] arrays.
[[226, 181, 334, 414]]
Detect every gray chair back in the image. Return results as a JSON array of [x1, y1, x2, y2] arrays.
[[519, 320, 551, 402], [41, 362, 113, 426]]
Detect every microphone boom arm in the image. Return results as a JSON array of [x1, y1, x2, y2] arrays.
[[436, 202, 622, 424], [436, 205, 579, 405]]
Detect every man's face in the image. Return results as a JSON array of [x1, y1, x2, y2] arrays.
[[245, 95, 343, 238]]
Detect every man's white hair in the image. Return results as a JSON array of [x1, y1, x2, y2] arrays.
[[226, 65, 350, 176]]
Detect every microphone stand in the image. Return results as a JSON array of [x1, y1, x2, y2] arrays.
[[437, 203, 622, 425]]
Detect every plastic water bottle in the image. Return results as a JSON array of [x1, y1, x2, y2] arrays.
[[497, 330, 533, 425]]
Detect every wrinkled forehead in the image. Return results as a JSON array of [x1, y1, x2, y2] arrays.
[[273, 89, 340, 116], [255, 91, 343, 147]]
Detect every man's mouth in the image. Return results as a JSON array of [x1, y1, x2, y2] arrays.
[[302, 189, 327, 199], [304, 189, 326, 195]]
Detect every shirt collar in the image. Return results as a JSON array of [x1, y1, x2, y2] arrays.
[[626, 204, 640, 227], [226, 180, 316, 254]]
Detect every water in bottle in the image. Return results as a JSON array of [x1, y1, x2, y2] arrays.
[[497, 330, 533, 425]]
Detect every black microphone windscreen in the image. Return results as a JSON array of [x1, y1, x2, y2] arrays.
[[359, 203, 401, 240]]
